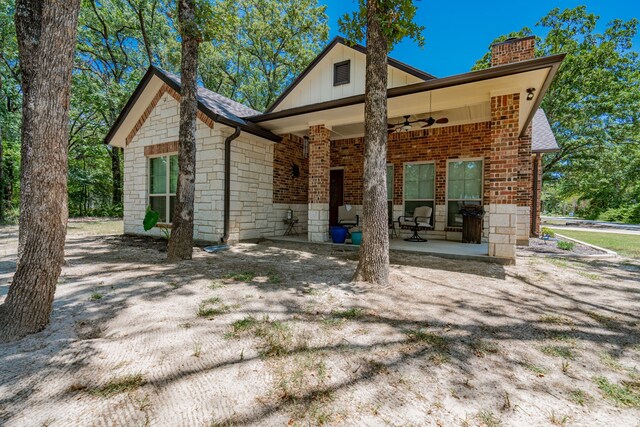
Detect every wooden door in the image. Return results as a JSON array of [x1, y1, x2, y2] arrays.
[[329, 169, 344, 226]]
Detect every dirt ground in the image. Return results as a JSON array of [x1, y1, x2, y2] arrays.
[[1, 220, 639, 426]]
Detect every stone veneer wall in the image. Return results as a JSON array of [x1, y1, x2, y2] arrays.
[[123, 89, 306, 242], [331, 123, 493, 241]]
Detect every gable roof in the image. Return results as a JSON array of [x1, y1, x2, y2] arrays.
[[103, 66, 281, 146], [264, 36, 437, 114], [532, 109, 559, 152]]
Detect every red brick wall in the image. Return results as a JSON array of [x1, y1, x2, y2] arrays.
[[308, 125, 331, 204], [489, 94, 520, 205], [531, 154, 543, 235], [491, 36, 535, 67], [273, 134, 308, 204], [517, 125, 533, 207], [330, 123, 493, 206]]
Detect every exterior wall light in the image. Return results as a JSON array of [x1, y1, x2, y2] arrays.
[[526, 88, 535, 101]]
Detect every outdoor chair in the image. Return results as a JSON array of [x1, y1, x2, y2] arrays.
[[338, 205, 359, 227], [398, 206, 432, 242]]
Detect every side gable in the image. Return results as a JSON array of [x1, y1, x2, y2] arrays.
[[266, 37, 435, 113], [126, 83, 214, 146]]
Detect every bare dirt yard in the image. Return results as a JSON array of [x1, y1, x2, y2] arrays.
[[1, 220, 640, 426]]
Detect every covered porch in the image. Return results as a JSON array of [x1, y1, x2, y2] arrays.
[[268, 233, 494, 263]]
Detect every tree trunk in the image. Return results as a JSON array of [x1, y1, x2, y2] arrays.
[[108, 145, 123, 206], [352, 0, 390, 286], [167, 0, 199, 261], [0, 125, 4, 223], [0, 0, 80, 342]]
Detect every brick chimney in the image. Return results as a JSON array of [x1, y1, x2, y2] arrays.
[[491, 36, 535, 67]]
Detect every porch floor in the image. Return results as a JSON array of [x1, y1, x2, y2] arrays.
[[267, 234, 494, 263]]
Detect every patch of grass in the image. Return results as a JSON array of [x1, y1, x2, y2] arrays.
[[209, 280, 224, 290], [594, 376, 640, 407], [89, 292, 103, 301], [227, 316, 258, 337], [469, 339, 499, 357], [586, 311, 617, 329], [568, 389, 589, 406], [476, 410, 501, 427], [197, 297, 230, 318], [550, 228, 640, 258], [577, 271, 600, 280], [254, 318, 294, 358], [223, 271, 255, 282], [546, 332, 577, 344], [557, 240, 575, 251], [539, 314, 574, 326], [600, 351, 624, 371], [90, 374, 145, 397], [404, 329, 449, 351], [546, 257, 570, 268], [429, 352, 450, 365], [167, 281, 179, 289], [522, 362, 548, 377], [549, 411, 569, 426], [540, 345, 576, 360], [267, 268, 281, 284], [331, 307, 365, 320], [193, 342, 202, 357]]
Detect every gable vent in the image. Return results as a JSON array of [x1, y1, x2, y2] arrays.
[[333, 60, 350, 86]]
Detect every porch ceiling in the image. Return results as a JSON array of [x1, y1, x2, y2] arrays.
[[253, 56, 563, 139]]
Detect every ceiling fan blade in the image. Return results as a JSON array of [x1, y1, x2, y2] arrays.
[[435, 117, 449, 124]]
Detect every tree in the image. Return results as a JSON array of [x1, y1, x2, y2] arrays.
[[200, 0, 328, 111], [339, 0, 423, 286], [166, 0, 202, 260], [473, 7, 640, 220], [0, 0, 81, 341]]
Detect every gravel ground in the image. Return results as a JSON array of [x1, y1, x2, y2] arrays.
[[1, 222, 639, 426]]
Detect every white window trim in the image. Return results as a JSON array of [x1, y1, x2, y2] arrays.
[[148, 152, 178, 224], [402, 161, 436, 217], [386, 163, 394, 202], [445, 158, 484, 228]]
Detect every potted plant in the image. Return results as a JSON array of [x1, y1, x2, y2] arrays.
[[329, 225, 348, 244], [350, 226, 363, 245]]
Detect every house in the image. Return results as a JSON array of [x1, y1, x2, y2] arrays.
[[105, 36, 564, 262]]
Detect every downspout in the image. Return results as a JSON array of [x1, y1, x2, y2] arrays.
[[222, 126, 242, 243], [531, 153, 541, 236]]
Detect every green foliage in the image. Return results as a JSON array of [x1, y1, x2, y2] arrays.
[[475, 7, 640, 220], [541, 227, 556, 237], [200, 0, 329, 111], [557, 240, 575, 251], [594, 376, 640, 407], [598, 204, 640, 224], [143, 205, 160, 231], [338, 0, 424, 49]]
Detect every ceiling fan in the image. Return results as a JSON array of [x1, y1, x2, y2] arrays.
[[387, 92, 449, 134]]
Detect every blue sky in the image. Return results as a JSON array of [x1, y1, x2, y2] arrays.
[[321, 0, 640, 77]]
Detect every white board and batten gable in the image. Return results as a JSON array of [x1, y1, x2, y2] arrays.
[[268, 37, 434, 113]]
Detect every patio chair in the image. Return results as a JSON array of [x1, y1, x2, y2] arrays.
[[398, 206, 432, 242], [338, 205, 359, 228]]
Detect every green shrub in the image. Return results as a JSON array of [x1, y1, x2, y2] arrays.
[[541, 227, 556, 238], [598, 204, 640, 225], [557, 240, 575, 251]]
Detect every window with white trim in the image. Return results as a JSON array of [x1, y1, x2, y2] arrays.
[[403, 162, 435, 220], [149, 155, 178, 223], [447, 159, 483, 227]]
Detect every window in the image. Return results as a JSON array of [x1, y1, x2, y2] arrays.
[[447, 159, 483, 227], [149, 155, 178, 223], [333, 60, 350, 86], [403, 162, 435, 220]]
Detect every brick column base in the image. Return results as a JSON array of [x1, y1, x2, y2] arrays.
[[488, 204, 517, 260]]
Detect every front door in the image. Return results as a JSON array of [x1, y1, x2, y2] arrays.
[[329, 169, 344, 226]]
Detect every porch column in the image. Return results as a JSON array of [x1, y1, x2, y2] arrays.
[[488, 94, 520, 262], [307, 124, 330, 242]]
